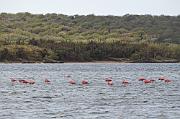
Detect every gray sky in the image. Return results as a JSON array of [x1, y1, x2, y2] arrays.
[[0, 0, 179, 16]]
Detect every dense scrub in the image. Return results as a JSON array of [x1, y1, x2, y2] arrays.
[[0, 13, 180, 62]]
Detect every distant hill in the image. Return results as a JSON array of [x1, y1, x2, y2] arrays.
[[0, 13, 180, 62]]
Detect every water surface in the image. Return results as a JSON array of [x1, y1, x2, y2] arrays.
[[0, 63, 180, 119]]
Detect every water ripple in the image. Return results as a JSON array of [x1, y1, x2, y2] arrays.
[[0, 63, 180, 119]]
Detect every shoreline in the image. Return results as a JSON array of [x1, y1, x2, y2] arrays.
[[0, 60, 179, 64]]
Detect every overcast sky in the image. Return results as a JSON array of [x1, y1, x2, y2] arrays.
[[0, 0, 179, 16]]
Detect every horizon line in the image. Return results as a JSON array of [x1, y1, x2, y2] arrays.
[[1, 12, 180, 17]]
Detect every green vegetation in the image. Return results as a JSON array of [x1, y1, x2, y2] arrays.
[[0, 13, 180, 63]]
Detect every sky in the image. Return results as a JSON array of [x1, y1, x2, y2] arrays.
[[0, 0, 179, 16]]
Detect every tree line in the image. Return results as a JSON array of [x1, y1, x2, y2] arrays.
[[0, 13, 179, 62]]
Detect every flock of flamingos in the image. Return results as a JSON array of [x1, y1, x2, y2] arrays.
[[10, 75, 172, 85]]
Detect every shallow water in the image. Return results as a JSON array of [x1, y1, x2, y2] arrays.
[[0, 63, 180, 119]]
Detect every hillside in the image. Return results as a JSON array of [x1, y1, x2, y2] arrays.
[[0, 13, 180, 62]]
